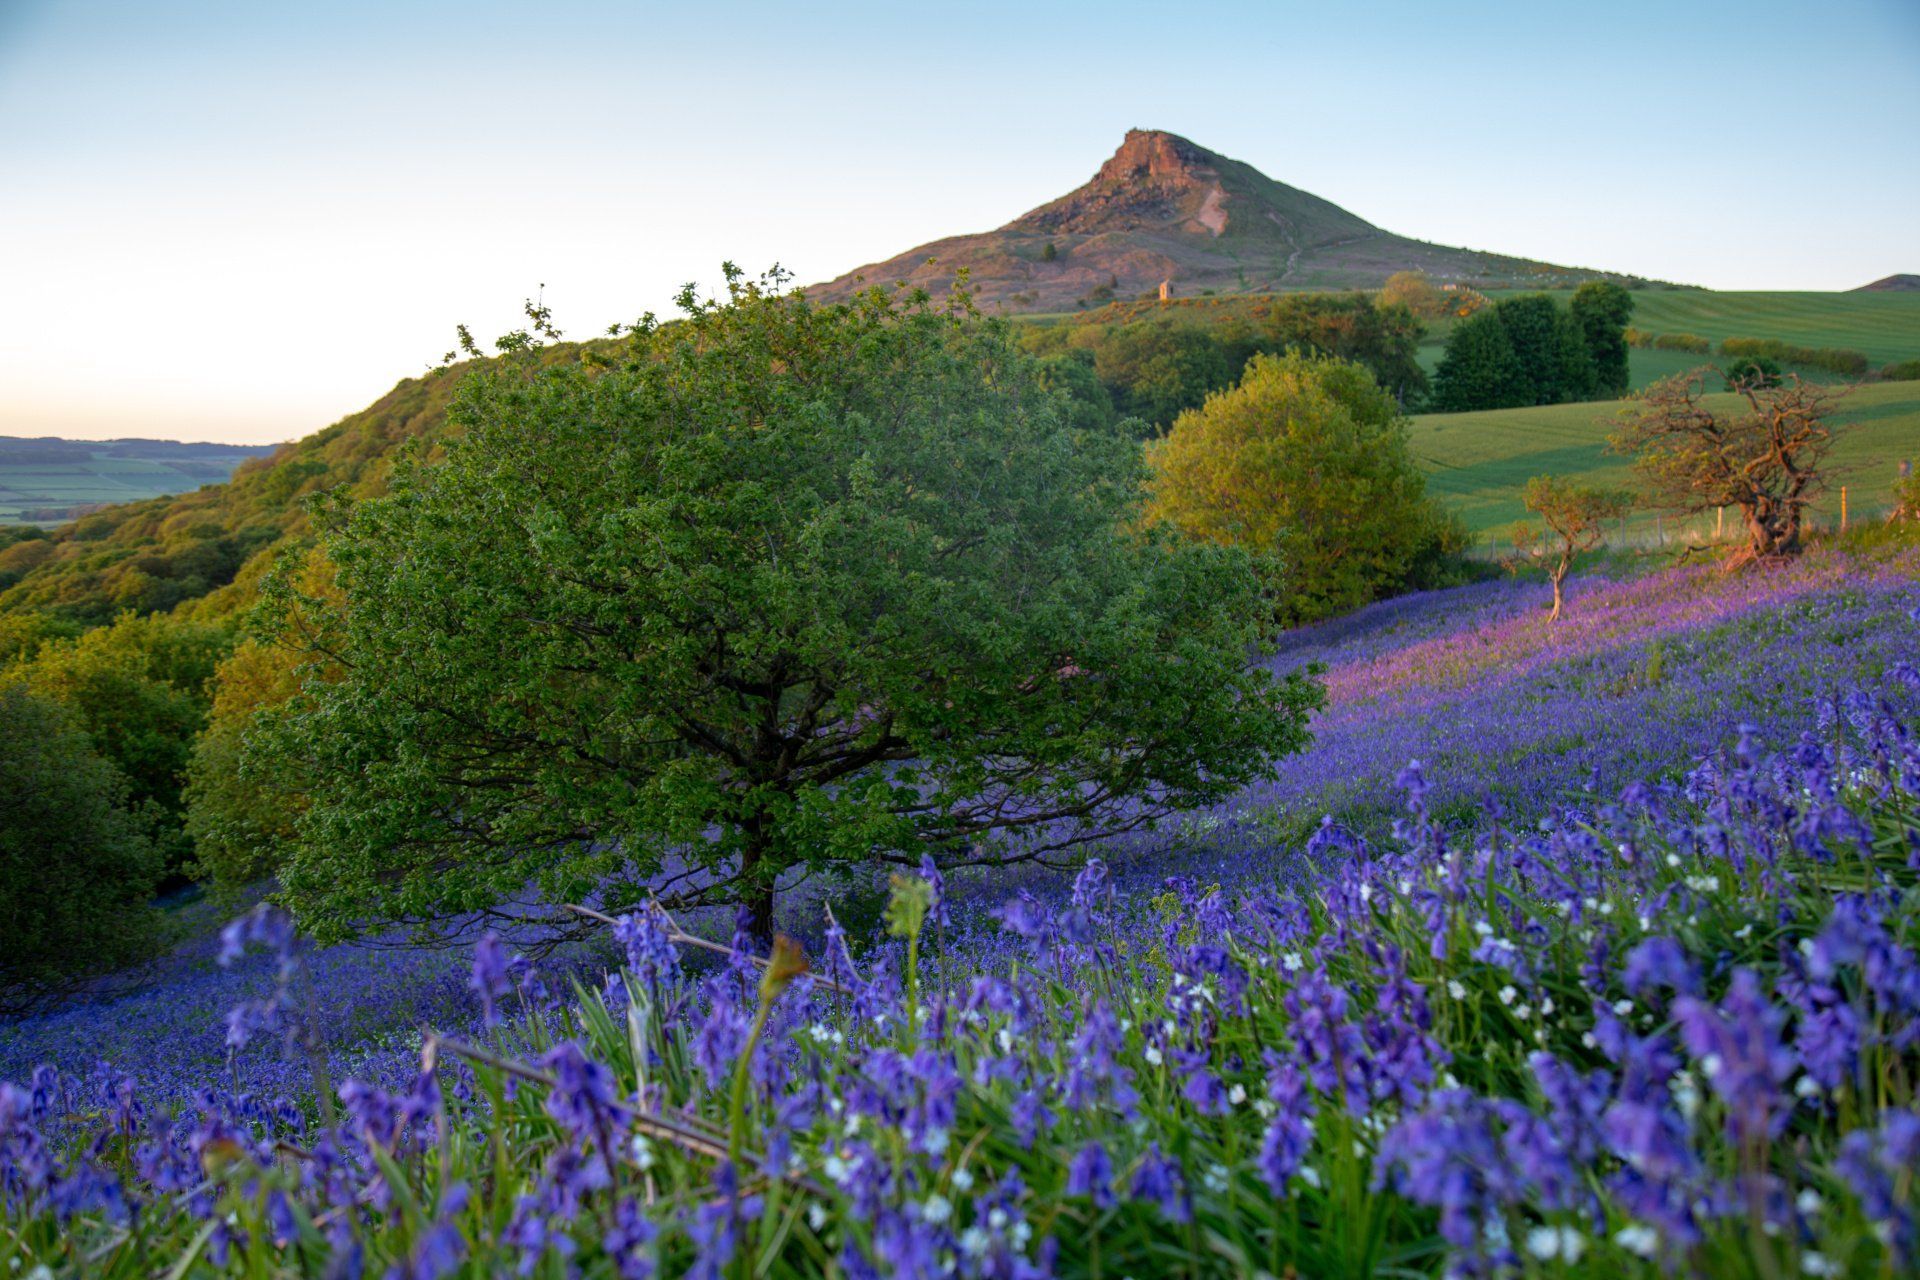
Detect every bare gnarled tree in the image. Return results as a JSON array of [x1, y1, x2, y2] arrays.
[[1611, 369, 1845, 567]]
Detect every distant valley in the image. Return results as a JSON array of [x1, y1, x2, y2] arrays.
[[0, 436, 278, 526]]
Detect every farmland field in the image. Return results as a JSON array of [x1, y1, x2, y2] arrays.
[[1415, 289, 1920, 389], [1410, 378, 1920, 537], [0, 437, 276, 525], [1625, 289, 1920, 365]]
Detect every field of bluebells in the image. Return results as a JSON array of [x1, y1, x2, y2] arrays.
[[5, 546, 1920, 1278]]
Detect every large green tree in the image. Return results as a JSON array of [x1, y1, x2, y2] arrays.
[[1494, 293, 1594, 406], [256, 271, 1318, 942], [0, 686, 159, 1012], [1145, 350, 1462, 624], [1431, 309, 1528, 411], [1571, 281, 1635, 397]]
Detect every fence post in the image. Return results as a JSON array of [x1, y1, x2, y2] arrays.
[[1715, 506, 1724, 540], [1840, 486, 1848, 533]]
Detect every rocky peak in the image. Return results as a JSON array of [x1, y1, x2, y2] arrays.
[[1092, 129, 1218, 188], [1009, 129, 1226, 236]]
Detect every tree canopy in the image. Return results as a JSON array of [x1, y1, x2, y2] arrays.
[[255, 271, 1318, 942], [1145, 350, 1464, 625], [1571, 281, 1634, 398], [0, 685, 159, 1012], [1433, 291, 1630, 412]]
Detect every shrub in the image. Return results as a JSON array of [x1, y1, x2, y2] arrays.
[[1723, 355, 1783, 389], [1627, 329, 1713, 354], [0, 685, 159, 1011], [1378, 269, 1446, 319], [184, 638, 309, 894], [1894, 466, 1920, 521], [1719, 337, 1870, 378], [1879, 358, 1920, 381]]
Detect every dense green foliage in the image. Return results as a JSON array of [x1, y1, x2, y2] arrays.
[[255, 273, 1316, 941], [1432, 292, 1619, 411], [1430, 309, 1527, 411], [1146, 350, 1467, 624], [0, 613, 229, 873], [183, 638, 308, 894], [1570, 281, 1634, 396], [0, 686, 159, 1011], [1723, 355, 1784, 390], [1023, 291, 1427, 429]]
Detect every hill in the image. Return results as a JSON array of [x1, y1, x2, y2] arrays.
[[3, 287, 1915, 627], [806, 129, 1665, 312], [1408, 378, 1920, 537], [1619, 290, 1920, 366], [1855, 273, 1920, 292], [0, 371, 471, 622], [0, 437, 277, 526]]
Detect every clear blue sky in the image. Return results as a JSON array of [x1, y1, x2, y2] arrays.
[[2, 0, 1916, 444]]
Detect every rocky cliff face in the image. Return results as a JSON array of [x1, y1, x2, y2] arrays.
[[1009, 130, 1240, 238], [806, 130, 1650, 312]]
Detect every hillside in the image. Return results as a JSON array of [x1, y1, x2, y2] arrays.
[[1620, 290, 1920, 365], [0, 437, 276, 526], [4, 286, 1915, 626], [1409, 379, 1920, 537], [0, 371, 469, 622], [1856, 273, 1920, 292], [807, 129, 1665, 312]]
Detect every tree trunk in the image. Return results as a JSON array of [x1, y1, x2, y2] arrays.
[[737, 823, 777, 951], [742, 885, 775, 952]]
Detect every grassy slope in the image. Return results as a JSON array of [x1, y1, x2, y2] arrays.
[[1410, 379, 1920, 538], [1626, 291, 1920, 364], [1414, 291, 1920, 389]]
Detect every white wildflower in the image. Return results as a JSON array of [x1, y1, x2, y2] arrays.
[[1613, 1224, 1659, 1258]]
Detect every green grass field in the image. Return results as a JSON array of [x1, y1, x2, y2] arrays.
[[1416, 290, 1920, 390], [1411, 379, 1920, 540], [0, 440, 275, 526], [1625, 291, 1920, 365]]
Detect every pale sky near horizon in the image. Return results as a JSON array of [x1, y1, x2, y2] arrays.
[[2, 0, 1916, 445]]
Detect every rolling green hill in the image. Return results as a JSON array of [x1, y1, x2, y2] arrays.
[[1410, 379, 1920, 539], [1415, 290, 1920, 390], [1623, 291, 1920, 365], [0, 438, 276, 526]]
